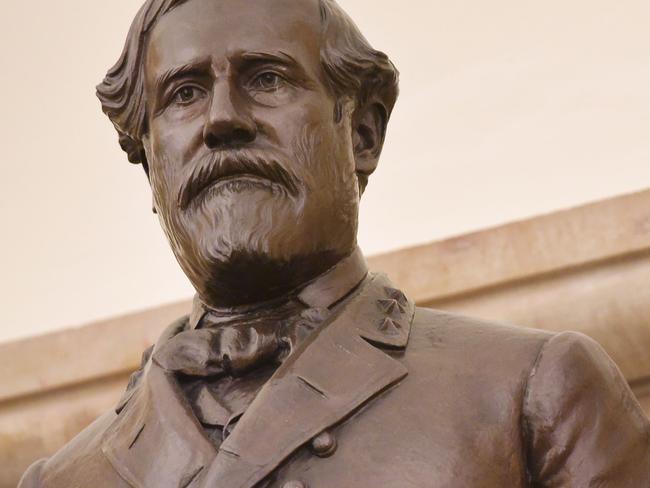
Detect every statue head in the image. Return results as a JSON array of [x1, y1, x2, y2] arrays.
[[97, 0, 398, 306]]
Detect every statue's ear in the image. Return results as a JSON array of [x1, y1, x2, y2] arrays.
[[352, 100, 388, 186]]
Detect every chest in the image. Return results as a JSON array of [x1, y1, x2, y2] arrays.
[[261, 383, 529, 488]]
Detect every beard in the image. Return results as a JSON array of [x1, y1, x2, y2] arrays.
[[153, 122, 360, 306]]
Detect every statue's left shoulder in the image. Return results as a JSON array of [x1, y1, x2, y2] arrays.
[[523, 331, 650, 486], [406, 306, 552, 369]]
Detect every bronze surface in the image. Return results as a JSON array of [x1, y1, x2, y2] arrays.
[[17, 0, 650, 486]]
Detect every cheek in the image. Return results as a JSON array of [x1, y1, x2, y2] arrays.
[[263, 95, 337, 148], [146, 156, 173, 210], [146, 115, 205, 197], [150, 115, 205, 164]]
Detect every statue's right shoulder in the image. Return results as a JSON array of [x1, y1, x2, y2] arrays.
[[17, 315, 191, 488], [17, 458, 46, 488], [19, 410, 122, 488]]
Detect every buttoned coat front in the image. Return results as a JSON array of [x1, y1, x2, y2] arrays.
[[19, 274, 650, 487]]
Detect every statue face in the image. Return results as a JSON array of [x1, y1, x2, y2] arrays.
[[142, 0, 360, 305]]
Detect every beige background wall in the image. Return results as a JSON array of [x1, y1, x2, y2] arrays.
[[1, 0, 649, 343]]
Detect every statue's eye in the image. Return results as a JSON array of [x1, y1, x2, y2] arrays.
[[247, 70, 294, 106], [252, 72, 283, 90], [173, 85, 201, 104]]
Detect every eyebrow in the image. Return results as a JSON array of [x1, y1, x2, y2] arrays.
[[239, 50, 300, 66], [153, 59, 212, 95], [238, 50, 313, 87]]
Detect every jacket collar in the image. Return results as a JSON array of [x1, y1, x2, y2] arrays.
[[102, 271, 414, 488]]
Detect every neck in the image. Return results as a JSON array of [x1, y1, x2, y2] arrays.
[[195, 247, 361, 310]]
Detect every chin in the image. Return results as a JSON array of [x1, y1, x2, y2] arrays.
[[176, 223, 348, 306], [192, 188, 303, 259], [200, 218, 345, 267], [169, 210, 356, 307]]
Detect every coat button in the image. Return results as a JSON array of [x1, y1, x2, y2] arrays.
[[310, 430, 337, 457], [282, 481, 307, 488]]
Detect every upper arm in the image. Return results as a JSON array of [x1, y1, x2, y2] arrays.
[[523, 331, 650, 487]]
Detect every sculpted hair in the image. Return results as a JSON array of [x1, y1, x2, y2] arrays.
[[96, 0, 399, 173]]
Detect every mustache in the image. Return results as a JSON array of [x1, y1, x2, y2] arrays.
[[177, 150, 301, 209]]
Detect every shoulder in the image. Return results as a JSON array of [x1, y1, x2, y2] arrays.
[[397, 307, 555, 412], [32, 410, 122, 487], [524, 330, 646, 422], [26, 315, 191, 487], [17, 459, 46, 488], [523, 333, 650, 483], [408, 306, 552, 366], [365, 308, 555, 448]]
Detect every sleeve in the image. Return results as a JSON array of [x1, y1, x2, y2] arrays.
[[523, 331, 650, 487], [17, 459, 47, 488]]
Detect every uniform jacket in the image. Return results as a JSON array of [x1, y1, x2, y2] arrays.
[[19, 273, 650, 487]]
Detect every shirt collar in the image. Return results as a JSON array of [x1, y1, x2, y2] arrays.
[[189, 247, 368, 329]]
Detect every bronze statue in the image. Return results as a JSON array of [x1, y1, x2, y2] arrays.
[[19, 0, 650, 486]]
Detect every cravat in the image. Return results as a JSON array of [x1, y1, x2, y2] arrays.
[[151, 304, 330, 448], [153, 321, 285, 378], [153, 305, 329, 378]]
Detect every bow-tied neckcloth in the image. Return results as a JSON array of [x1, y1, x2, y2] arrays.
[[153, 304, 329, 446], [151, 249, 368, 447], [153, 304, 325, 377]]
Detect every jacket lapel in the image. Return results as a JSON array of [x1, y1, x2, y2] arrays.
[[101, 321, 217, 488], [198, 273, 415, 488]]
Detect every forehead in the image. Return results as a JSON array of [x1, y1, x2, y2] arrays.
[[146, 0, 322, 77]]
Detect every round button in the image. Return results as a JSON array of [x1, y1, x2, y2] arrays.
[[310, 430, 337, 458], [282, 481, 307, 488]]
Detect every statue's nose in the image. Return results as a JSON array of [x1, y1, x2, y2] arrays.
[[203, 81, 256, 148]]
